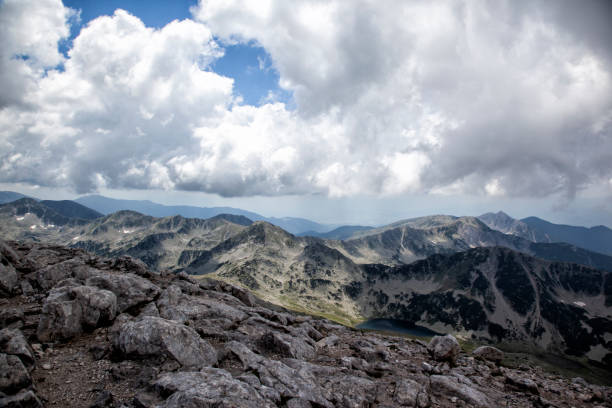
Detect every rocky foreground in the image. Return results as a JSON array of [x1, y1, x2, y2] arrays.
[[1, 240, 611, 407]]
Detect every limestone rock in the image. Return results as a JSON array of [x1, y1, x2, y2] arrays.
[[113, 316, 217, 369]]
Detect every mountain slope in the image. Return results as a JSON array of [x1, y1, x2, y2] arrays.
[[357, 247, 612, 361], [327, 216, 529, 265], [40, 199, 103, 220], [181, 221, 366, 325], [479, 211, 612, 256], [522, 216, 612, 256], [0, 190, 29, 204], [324, 215, 612, 272], [0, 198, 91, 242], [75, 194, 332, 234], [298, 225, 374, 239], [190, 223, 612, 362], [70, 211, 251, 271], [478, 211, 538, 240]]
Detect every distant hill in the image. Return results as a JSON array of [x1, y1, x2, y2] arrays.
[[41, 200, 103, 220], [0, 191, 29, 204], [479, 211, 612, 256], [75, 194, 332, 235], [522, 216, 612, 256], [298, 225, 374, 240], [324, 215, 612, 272]]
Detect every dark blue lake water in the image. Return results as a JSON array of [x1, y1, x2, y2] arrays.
[[356, 319, 441, 337]]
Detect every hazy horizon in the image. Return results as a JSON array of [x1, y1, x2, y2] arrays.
[[3, 183, 612, 229]]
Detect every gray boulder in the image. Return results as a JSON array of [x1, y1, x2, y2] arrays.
[[223, 341, 332, 407], [34, 259, 97, 291], [473, 345, 504, 363], [86, 272, 160, 312], [0, 258, 19, 297], [0, 329, 35, 368], [394, 378, 429, 407], [0, 353, 30, 394], [430, 375, 492, 407], [37, 285, 117, 342], [0, 307, 24, 329], [257, 331, 315, 360], [0, 390, 43, 407], [156, 285, 248, 339], [152, 369, 275, 408], [113, 316, 217, 369], [0, 241, 19, 265], [505, 374, 539, 394], [428, 334, 460, 364], [110, 256, 153, 277]]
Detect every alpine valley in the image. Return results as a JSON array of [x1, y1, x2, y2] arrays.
[[2, 193, 612, 371]]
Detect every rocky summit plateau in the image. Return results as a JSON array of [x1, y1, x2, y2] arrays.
[[1, 239, 612, 407]]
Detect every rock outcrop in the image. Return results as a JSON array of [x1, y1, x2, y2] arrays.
[[0, 239, 611, 407]]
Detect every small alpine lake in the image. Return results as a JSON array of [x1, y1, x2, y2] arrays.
[[356, 318, 441, 338]]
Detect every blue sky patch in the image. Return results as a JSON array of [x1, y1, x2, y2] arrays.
[[211, 43, 292, 107]]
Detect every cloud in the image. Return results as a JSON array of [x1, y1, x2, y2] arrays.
[[0, 0, 611, 199], [195, 0, 612, 198], [0, 0, 74, 107]]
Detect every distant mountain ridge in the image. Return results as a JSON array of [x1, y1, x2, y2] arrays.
[[298, 225, 374, 240], [75, 194, 332, 235], [0, 190, 29, 204], [479, 211, 612, 256], [40, 199, 103, 220]]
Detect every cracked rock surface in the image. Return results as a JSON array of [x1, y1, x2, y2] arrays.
[[1, 239, 611, 407]]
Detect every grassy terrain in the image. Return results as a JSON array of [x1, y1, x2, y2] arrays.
[[194, 274, 363, 326]]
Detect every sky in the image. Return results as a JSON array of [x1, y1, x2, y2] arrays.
[[1, 0, 612, 227]]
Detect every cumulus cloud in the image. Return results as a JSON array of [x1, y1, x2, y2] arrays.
[[0, 0, 611, 199], [195, 0, 612, 198]]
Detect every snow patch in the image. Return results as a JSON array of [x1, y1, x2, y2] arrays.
[[16, 216, 25, 221], [573, 301, 586, 307], [29, 225, 37, 230], [122, 229, 134, 234]]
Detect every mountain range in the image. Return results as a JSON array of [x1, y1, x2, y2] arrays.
[[5, 191, 612, 255], [2, 193, 612, 364], [75, 194, 333, 235], [479, 211, 612, 256]]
